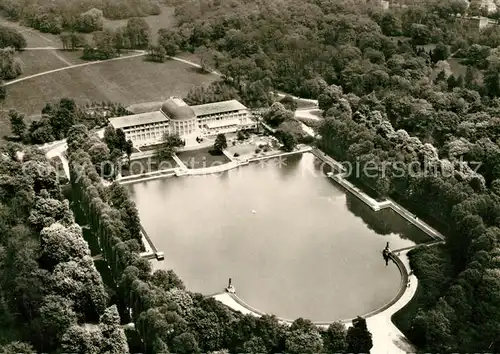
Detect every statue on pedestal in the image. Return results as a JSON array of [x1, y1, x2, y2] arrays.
[[226, 278, 235, 293], [382, 242, 391, 266]]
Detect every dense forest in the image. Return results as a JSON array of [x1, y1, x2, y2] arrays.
[[0, 143, 128, 353], [3, 0, 500, 351]]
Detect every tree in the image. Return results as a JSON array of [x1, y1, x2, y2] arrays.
[[76, 8, 104, 33], [126, 18, 151, 49], [163, 41, 179, 56], [9, 109, 26, 138], [28, 196, 73, 231], [212, 133, 227, 155], [485, 67, 500, 97], [346, 316, 372, 353], [125, 139, 134, 166], [256, 315, 286, 353], [39, 222, 90, 269], [240, 336, 266, 353], [51, 258, 108, 321], [379, 12, 402, 36], [171, 332, 200, 354], [155, 132, 184, 162], [165, 288, 193, 316], [92, 29, 116, 60], [264, 102, 294, 127], [276, 131, 296, 152], [147, 44, 166, 62], [431, 42, 450, 63], [113, 26, 131, 52], [34, 295, 78, 352], [409, 23, 431, 45], [0, 26, 26, 50], [44, 98, 78, 140], [0, 342, 36, 354], [116, 128, 127, 150], [196, 45, 216, 72], [0, 47, 22, 79], [0, 80, 6, 100], [151, 269, 185, 292], [323, 321, 347, 353], [99, 305, 129, 354], [103, 125, 118, 150], [318, 85, 343, 111], [279, 95, 298, 112], [187, 308, 224, 351], [60, 325, 103, 354], [285, 319, 323, 354]]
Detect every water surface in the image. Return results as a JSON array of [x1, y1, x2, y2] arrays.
[[128, 153, 430, 321]]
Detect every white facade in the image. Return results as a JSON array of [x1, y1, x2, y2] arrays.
[[108, 98, 256, 148], [194, 105, 256, 136], [110, 111, 170, 147]]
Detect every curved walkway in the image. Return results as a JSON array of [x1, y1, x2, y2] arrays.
[[214, 249, 417, 354], [5, 50, 147, 86]]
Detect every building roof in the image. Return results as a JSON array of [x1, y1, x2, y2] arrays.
[[161, 97, 196, 121], [192, 100, 247, 117], [108, 111, 168, 129]]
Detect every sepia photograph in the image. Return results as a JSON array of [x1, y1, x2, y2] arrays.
[[0, 0, 496, 353]]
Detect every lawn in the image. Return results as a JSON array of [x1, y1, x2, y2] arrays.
[[103, 6, 176, 43], [227, 139, 281, 160], [294, 98, 318, 109], [13, 48, 105, 80], [121, 156, 178, 176], [15, 50, 70, 77], [0, 56, 218, 116], [176, 147, 230, 169], [175, 52, 202, 65]]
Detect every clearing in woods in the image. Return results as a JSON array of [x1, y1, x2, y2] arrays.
[[0, 56, 217, 138], [0, 7, 213, 140]]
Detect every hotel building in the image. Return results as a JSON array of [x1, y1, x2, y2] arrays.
[[108, 97, 256, 147]]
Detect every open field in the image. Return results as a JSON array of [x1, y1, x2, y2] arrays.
[[294, 98, 318, 109], [15, 49, 143, 79], [103, 6, 176, 43], [177, 147, 230, 169], [0, 56, 218, 116], [16, 50, 69, 77], [175, 52, 202, 65], [15, 49, 94, 77]]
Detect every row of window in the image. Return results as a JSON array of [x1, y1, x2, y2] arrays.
[[197, 110, 242, 119], [198, 113, 248, 122], [127, 131, 165, 141], [123, 124, 168, 133]]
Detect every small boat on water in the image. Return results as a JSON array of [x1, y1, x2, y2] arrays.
[[252, 210, 257, 214]]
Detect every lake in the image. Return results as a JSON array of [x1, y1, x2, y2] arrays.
[[127, 153, 431, 322]]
